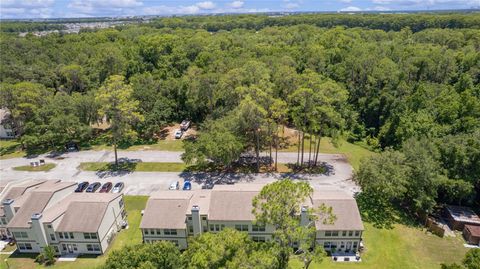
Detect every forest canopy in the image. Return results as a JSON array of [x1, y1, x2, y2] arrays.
[[1, 13, 479, 216]]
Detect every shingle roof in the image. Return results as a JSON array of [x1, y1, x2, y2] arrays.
[[313, 197, 364, 231], [140, 199, 189, 229], [208, 191, 258, 221], [56, 202, 109, 233], [7, 192, 53, 228]]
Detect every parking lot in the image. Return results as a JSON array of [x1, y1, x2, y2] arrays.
[[0, 149, 358, 196]]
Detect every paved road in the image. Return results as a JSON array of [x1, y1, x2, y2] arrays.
[[0, 150, 358, 196]]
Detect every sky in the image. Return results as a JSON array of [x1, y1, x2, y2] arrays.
[[1, 0, 479, 19]]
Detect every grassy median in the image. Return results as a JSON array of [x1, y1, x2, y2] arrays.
[[12, 163, 56, 172], [78, 162, 187, 172]]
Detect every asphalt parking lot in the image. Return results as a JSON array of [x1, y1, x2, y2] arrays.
[[0, 150, 358, 196]]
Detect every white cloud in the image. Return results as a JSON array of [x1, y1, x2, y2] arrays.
[[1, 0, 54, 8], [229, 1, 244, 8], [372, 0, 478, 6], [339, 0, 352, 3], [339, 6, 362, 11], [196, 1, 216, 10], [1, 0, 55, 18]]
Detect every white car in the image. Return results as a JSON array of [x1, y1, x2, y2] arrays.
[[174, 130, 183, 139], [169, 181, 179, 190]]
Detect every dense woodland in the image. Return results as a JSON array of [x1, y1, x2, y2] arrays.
[[1, 13, 479, 221]]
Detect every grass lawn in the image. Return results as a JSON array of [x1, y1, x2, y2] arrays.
[[290, 223, 467, 269], [78, 162, 187, 172], [281, 137, 375, 170], [12, 163, 56, 172], [0, 196, 148, 269], [0, 139, 24, 160]]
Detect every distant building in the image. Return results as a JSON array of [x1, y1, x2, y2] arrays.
[[140, 185, 364, 255], [444, 205, 480, 231], [0, 109, 16, 139]]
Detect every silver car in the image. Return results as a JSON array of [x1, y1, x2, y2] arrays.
[[112, 182, 124, 193], [169, 181, 179, 190]]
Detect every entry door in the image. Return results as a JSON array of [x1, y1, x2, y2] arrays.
[[346, 242, 352, 251], [67, 244, 74, 253]]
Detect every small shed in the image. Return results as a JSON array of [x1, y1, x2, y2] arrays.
[[444, 205, 480, 231], [463, 225, 480, 246]]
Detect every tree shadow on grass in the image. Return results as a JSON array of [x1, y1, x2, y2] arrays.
[[95, 160, 138, 178]]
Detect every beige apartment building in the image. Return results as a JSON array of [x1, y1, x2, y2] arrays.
[[4, 180, 126, 255], [140, 185, 363, 254]]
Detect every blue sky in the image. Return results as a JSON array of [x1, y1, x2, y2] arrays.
[[1, 0, 478, 19]]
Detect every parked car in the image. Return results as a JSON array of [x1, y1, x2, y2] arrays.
[[180, 120, 191, 131], [65, 142, 79, 152], [183, 181, 192, 190], [169, 181, 180, 190], [111, 182, 124, 193], [202, 181, 214, 189], [174, 130, 183, 139], [99, 182, 113, 193], [75, 181, 89, 192], [86, 182, 101, 193]]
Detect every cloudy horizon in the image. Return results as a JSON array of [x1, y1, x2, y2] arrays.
[[1, 0, 478, 19]]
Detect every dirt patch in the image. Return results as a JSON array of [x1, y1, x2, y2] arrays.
[[160, 123, 197, 141]]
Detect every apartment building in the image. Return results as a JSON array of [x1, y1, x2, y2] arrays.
[[0, 180, 50, 237], [140, 185, 363, 253], [5, 180, 126, 255]]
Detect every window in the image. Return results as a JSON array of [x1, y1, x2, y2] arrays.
[[53, 246, 59, 252], [325, 231, 332, 236], [93, 244, 100, 251], [50, 234, 56, 241], [87, 244, 93, 251], [202, 216, 207, 221], [203, 226, 208, 233], [354, 231, 360, 236], [189, 226, 193, 233], [156, 229, 161, 235], [119, 199, 124, 208], [323, 242, 331, 248], [332, 231, 339, 236], [252, 236, 265, 242], [64, 232, 69, 239], [59, 233, 64, 239], [164, 229, 177, 235], [84, 233, 91, 239], [1, 218, 7, 225], [47, 224, 52, 229], [342, 231, 347, 236], [73, 244, 77, 251], [252, 224, 266, 232], [69, 233, 74, 239], [348, 231, 353, 236], [209, 224, 214, 232], [18, 243, 26, 250], [91, 233, 97, 239], [13, 232, 27, 238], [353, 242, 358, 249], [188, 216, 192, 221], [235, 224, 248, 231], [340, 242, 345, 248], [62, 244, 67, 251], [144, 229, 149, 235], [25, 243, 32, 250]]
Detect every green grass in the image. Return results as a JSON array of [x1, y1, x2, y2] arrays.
[[290, 223, 467, 269], [12, 163, 56, 172], [0, 139, 24, 160], [78, 162, 187, 172], [281, 137, 375, 170], [0, 196, 148, 269]]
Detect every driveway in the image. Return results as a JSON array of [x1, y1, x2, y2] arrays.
[[0, 150, 358, 196]]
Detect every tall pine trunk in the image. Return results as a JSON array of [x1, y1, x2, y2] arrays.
[[255, 130, 260, 173], [308, 133, 313, 166], [275, 132, 278, 172], [301, 131, 305, 166], [297, 131, 301, 166], [314, 134, 321, 166]]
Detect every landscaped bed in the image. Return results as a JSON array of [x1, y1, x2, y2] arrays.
[[12, 163, 56, 172]]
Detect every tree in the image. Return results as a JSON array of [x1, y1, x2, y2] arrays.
[[182, 228, 279, 269], [252, 179, 335, 269], [103, 241, 182, 269], [463, 249, 480, 269], [95, 75, 143, 166]]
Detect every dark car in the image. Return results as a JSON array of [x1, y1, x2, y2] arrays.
[[65, 142, 79, 152], [99, 182, 113, 193], [86, 182, 101, 193], [183, 181, 192, 190], [202, 180, 214, 189], [75, 181, 89, 192], [112, 182, 124, 193]]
